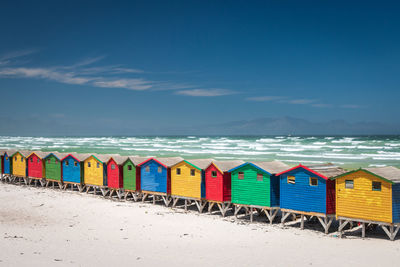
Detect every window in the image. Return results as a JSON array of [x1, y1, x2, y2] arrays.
[[127, 165, 132, 171], [74, 162, 78, 167], [5, 157, 8, 160], [30, 158, 33, 163], [145, 166, 150, 172], [97, 163, 100, 168], [257, 173, 263, 181], [38, 159, 40, 163], [372, 181, 382, 191], [190, 169, 195, 176], [211, 171, 217, 177], [345, 180, 354, 189], [158, 166, 162, 173], [111, 164, 116, 170], [21, 158, 24, 162], [176, 168, 181, 175], [287, 176, 295, 184], [88, 162, 91, 168], [310, 177, 318, 186], [65, 161, 69, 166], [238, 172, 244, 180], [55, 160, 58, 164], [48, 159, 51, 164], [15, 157, 17, 162]]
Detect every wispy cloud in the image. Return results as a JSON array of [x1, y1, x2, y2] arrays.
[[0, 49, 39, 66], [175, 88, 236, 97], [246, 96, 285, 102], [0, 52, 190, 91], [247, 95, 364, 108]]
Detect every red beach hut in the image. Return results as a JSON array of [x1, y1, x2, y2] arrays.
[[27, 151, 47, 179], [107, 155, 128, 198], [204, 160, 244, 216]]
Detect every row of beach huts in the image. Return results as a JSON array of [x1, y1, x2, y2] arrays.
[[1, 149, 400, 240]]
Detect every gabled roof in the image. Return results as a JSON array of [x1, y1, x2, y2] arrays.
[[108, 155, 129, 165], [12, 150, 31, 158], [229, 160, 289, 175], [184, 158, 215, 170], [276, 163, 346, 180], [129, 156, 150, 166], [157, 157, 184, 167], [207, 160, 245, 173], [44, 152, 69, 160], [28, 151, 50, 159], [61, 153, 91, 162], [93, 153, 112, 163], [331, 166, 400, 184], [0, 149, 16, 156]]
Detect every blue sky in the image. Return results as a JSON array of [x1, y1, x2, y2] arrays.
[[0, 1, 399, 135]]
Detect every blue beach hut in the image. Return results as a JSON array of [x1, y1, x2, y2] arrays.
[[138, 157, 183, 194], [2, 150, 15, 176], [61, 153, 90, 190]]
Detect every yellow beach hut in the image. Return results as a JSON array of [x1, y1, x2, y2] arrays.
[[83, 154, 110, 195], [170, 159, 214, 212], [331, 166, 400, 240], [11, 150, 30, 179]]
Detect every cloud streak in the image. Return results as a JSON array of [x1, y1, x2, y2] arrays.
[[175, 88, 236, 97], [247, 95, 363, 109]]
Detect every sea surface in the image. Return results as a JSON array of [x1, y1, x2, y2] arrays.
[[1, 136, 400, 170]]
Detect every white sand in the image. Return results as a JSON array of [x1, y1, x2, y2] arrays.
[[0, 183, 399, 267]]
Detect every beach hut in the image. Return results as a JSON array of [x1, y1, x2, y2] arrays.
[[1, 150, 15, 181], [331, 166, 400, 240], [26, 151, 48, 185], [204, 160, 245, 216], [138, 157, 183, 206], [11, 150, 30, 183], [170, 158, 214, 212], [43, 152, 67, 188], [122, 156, 149, 201], [61, 153, 90, 191], [228, 161, 289, 223], [276, 163, 346, 233], [107, 155, 129, 198], [83, 154, 109, 196]]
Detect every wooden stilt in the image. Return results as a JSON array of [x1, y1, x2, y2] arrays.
[[300, 214, 305, 230], [362, 222, 366, 238]]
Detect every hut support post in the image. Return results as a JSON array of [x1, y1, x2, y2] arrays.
[[281, 211, 291, 226], [172, 197, 179, 208], [142, 193, 148, 203], [338, 219, 349, 238], [161, 196, 171, 206], [317, 216, 334, 234], [250, 208, 254, 222], [381, 225, 400, 241], [218, 203, 231, 217], [234, 205, 243, 218], [264, 208, 279, 224], [362, 223, 366, 238], [100, 187, 108, 197], [194, 200, 206, 213], [300, 214, 305, 230], [153, 195, 156, 205], [208, 202, 216, 214]]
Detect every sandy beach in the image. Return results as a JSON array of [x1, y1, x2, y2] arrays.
[[0, 183, 399, 267]]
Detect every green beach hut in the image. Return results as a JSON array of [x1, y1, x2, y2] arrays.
[[123, 156, 148, 200], [44, 152, 67, 187], [228, 161, 289, 223]]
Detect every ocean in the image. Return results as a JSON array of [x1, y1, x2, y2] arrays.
[[1, 136, 399, 170]]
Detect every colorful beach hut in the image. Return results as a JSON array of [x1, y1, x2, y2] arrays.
[[43, 152, 67, 188], [11, 151, 30, 181], [138, 157, 183, 205], [61, 153, 90, 191], [331, 166, 400, 240], [228, 161, 289, 223], [204, 160, 245, 216], [27, 151, 47, 180], [276, 163, 346, 233], [170, 158, 214, 212], [107, 155, 129, 198], [83, 154, 109, 195], [1, 150, 15, 181], [122, 156, 149, 200]]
